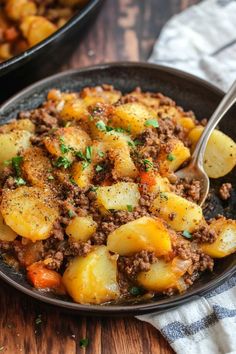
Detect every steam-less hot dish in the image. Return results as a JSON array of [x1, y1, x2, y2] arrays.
[[0, 0, 88, 63], [0, 84, 235, 305]]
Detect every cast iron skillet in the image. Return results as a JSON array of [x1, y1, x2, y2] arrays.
[[0, 62, 235, 316], [0, 0, 103, 102]]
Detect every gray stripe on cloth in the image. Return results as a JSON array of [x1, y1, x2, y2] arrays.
[[161, 305, 236, 343]]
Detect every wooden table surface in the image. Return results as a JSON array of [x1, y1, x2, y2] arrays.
[[0, 0, 200, 353]]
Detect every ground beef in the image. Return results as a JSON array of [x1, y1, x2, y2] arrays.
[[219, 183, 232, 200], [172, 177, 201, 203], [26, 108, 59, 134], [66, 240, 92, 257], [118, 250, 157, 279], [45, 251, 64, 271], [192, 225, 217, 244]]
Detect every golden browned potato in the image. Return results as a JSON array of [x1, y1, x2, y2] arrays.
[[60, 99, 89, 121], [66, 216, 97, 242], [20, 16, 56, 47], [0, 119, 35, 134], [137, 257, 192, 292], [112, 102, 157, 136], [62, 246, 120, 304], [150, 174, 171, 193], [0, 130, 32, 165], [1, 187, 59, 242], [177, 117, 195, 132], [201, 218, 236, 258], [44, 126, 91, 161], [72, 161, 94, 188], [5, 0, 37, 21], [158, 138, 190, 174], [151, 192, 203, 232], [81, 86, 121, 105], [96, 182, 140, 211], [107, 216, 172, 256], [0, 211, 17, 242], [22, 147, 53, 187], [59, 0, 88, 6]]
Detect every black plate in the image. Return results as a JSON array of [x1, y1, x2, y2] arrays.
[[0, 0, 103, 102], [0, 62, 235, 316]]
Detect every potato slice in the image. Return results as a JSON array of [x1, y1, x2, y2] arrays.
[[137, 257, 191, 292], [5, 0, 37, 21], [62, 246, 120, 304], [96, 182, 140, 211], [203, 130, 236, 178], [60, 99, 89, 121], [177, 117, 195, 132], [1, 187, 59, 242], [158, 138, 190, 174], [22, 147, 52, 187], [20, 16, 56, 46], [72, 161, 94, 188], [188, 125, 204, 151], [151, 192, 203, 232], [112, 102, 157, 136], [66, 216, 97, 242], [107, 216, 172, 256], [0, 119, 35, 133], [0, 211, 17, 242], [81, 86, 121, 105], [44, 126, 91, 160], [105, 133, 138, 179], [201, 218, 236, 258], [150, 175, 171, 193], [0, 130, 32, 165]]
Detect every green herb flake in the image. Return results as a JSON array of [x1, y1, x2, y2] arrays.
[[143, 159, 153, 171], [129, 286, 142, 296], [182, 230, 192, 239], [127, 205, 133, 212], [98, 150, 105, 158], [35, 314, 42, 325], [59, 137, 71, 154], [144, 119, 159, 128], [167, 153, 175, 161], [133, 139, 143, 146], [68, 210, 75, 218], [55, 156, 71, 169], [95, 164, 103, 172], [47, 175, 54, 180], [69, 177, 77, 185], [14, 177, 26, 186], [12, 156, 23, 176], [85, 146, 93, 161], [82, 161, 89, 171], [127, 141, 135, 148], [160, 192, 168, 200], [90, 186, 99, 192], [96, 120, 107, 132], [79, 338, 89, 348]]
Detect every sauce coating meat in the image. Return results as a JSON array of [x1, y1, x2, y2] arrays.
[[0, 85, 235, 305]]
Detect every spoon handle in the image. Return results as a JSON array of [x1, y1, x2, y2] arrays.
[[191, 80, 236, 167]]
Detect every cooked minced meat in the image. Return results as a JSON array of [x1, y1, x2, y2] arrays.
[[219, 183, 232, 200]]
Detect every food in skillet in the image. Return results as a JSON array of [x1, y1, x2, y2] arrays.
[[0, 0, 88, 62], [0, 85, 236, 304]]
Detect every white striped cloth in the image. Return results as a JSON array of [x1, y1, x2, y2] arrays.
[[137, 1, 236, 353]]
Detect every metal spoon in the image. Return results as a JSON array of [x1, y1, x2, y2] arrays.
[[176, 80, 236, 206]]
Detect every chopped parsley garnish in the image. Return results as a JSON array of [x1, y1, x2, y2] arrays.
[[129, 286, 142, 296], [134, 139, 143, 146], [160, 192, 168, 200], [143, 159, 153, 171], [85, 146, 93, 161], [95, 164, 103, 172], [182, 230, 192, 239], [69, 177, 77, 185], [79, 338, 89, 348], [47, 175, 54, 180], [98, 150, 105, 158], [68, 210, 75, 218], [59, 136, 72, 154], [144, 119, 159, 128], [90, 186, 99, 192], [82, 161, 89, 170], [128, 141, 135, 148], [14, 177, 26, 186], [55, 156, 71, 169], [75, 146, 93, 170], [12, 156, 23, 176], [96, 120, 107, 132], [167, 153, 175, 161], [35, 314, 42, 325], [127, 205, 133, 212]]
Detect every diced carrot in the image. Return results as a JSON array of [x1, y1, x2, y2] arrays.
[[4, 27, 19, 41], [27, 262, 64, 291], [139, 171, 156, 187]]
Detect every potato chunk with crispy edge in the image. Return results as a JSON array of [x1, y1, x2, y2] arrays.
[[62, 246, 120, 304], [66, 216, 97, 242]]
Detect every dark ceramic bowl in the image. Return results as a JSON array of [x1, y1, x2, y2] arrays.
[[0, 0, 103, 102], [0, 62, 235, 316]]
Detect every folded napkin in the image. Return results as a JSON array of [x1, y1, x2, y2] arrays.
[[137, 1, 236, 353]]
